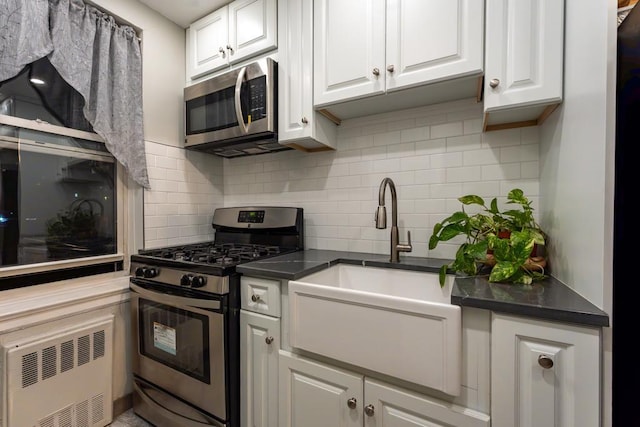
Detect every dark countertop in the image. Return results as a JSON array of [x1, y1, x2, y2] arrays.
[[237, 249, 609, 328]]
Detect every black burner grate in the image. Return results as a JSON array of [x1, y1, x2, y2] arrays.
[[138, 242, 283, 267]]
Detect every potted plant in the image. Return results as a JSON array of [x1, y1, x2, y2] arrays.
[[428, 189, 547, 286]]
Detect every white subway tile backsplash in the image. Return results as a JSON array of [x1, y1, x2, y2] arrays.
[[463, 148, 500, 166], [401, 126, 429, 142], [446, 166, 483, 183], [142, 100, 540, 258], [430, 152, 463, 169], [482, 163, 521, 181], [431, 122, 464, 139]]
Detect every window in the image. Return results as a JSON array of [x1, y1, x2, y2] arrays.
[[0, 59, 124, 287]]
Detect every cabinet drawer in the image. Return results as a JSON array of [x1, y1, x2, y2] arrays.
[[241, 276, 281, 317]]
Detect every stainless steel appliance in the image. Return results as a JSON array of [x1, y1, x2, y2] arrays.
[[184, 57, 289, 158], [130, 206, 304, 427]]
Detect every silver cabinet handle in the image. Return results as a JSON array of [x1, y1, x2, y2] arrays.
[[489, 78, 500, 88], [364, 404, 375, 416], [265, 336, 274, 345], [301, 117, 308, 124], [347, 398, 357, 409], [387, 65, 394, 73], [372, 68, 380, 76], [538, 354, 554, 369], [251, 294, 261, 302], [226, 44, 234, 54], [218, 47, 226, 57]]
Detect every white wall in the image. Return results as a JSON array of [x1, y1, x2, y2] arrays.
[[539, 2, 616, 427], [224, 98, 542, 260], [143, 141, 224, 248]]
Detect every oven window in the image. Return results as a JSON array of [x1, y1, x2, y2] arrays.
[[138, 298, 211, 384]]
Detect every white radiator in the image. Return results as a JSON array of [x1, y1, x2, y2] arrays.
[[0, 315, 114, 427]]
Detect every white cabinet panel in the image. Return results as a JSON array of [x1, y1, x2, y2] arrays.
[[491, 313, 601, 427], [483, 0, 564, 130], [279, 351, 489, 427], [278, 0, 337, 151], [313, 0, 484, 119], [364, 378, 489, 427], [279, 351, 363, 427], [187, 8, 229, 79], [229, 0, 277, 64], [386, 0, 484, 92], [186, 0, 277, 81], [240, 311, 280, 427], [313, 0, 386, 106]]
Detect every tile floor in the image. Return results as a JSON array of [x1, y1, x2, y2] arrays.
[[109, 409, 152, 426]]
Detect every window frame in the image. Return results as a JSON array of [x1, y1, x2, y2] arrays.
[[0, 113, 130, 281]]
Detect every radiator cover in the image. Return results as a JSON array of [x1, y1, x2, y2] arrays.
[[0, 315, 114, 427]]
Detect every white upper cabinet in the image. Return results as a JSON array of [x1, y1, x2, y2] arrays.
[[313, 0, 484, 117], [187, 8, 229, 80], [385, 0, 484, 92], [278, 0, 337, 152], [313, 0, 386, 106], [483, 0, 564, 130], [187, 0, 277, 81]]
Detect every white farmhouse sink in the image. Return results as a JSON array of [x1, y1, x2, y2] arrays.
[[288, 263, 462, 396]]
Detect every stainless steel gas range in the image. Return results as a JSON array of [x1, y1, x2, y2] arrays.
[[129, 206, 304, 427]]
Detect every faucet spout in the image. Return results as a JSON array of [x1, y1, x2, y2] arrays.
[[376, 177, 412, 262]]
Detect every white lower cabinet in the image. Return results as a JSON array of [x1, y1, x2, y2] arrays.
[[279, 350, 490, 427], [491, 313, 601, 427], [240, 276, 282, 427]]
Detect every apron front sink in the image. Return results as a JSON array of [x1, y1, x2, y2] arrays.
[[288, 263, 462, 396]]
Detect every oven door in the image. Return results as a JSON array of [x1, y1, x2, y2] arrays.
[[130, 279, 227, 422]]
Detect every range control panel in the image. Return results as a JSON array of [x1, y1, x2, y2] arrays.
[[238, 210, 265, 223]]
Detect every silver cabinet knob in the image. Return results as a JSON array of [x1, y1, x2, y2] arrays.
[[226, 44, 234, 54], [387, 65, 394, 73], [489, 78, 500, 88], [372, 68, 380, 76], [364, 404, 375, 417], [301, 117, 308, 124], [251, 294, 261, 302], [218, 47, 226, 57], [265, 336, 274, 345], [347, 398, 357, 409], [538, 354, 554, 369]]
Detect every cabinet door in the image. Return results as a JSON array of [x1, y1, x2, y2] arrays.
[[313, 0, 386, 107], [187, 7, 230, 80], [278, 0, 337, 150], [491, 313, 600, 427], [279, 351, 362, 427], [483, 0, 564, 113], [385, 0, 484, 92], [363, 378, 490, 427], [228, 0, 278, 65], [241, 311, 280, 427]]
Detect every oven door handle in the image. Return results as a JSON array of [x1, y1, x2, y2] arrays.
[[130, 282, 221, 310], [234, 65, 249, 135]]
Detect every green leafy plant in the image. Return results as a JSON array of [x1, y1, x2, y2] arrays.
[[429, 189, 547, 286]]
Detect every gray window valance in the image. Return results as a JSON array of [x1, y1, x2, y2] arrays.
[[0, 0, 150, 189]]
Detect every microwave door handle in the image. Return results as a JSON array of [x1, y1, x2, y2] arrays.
[[234, 66, 249, 135]]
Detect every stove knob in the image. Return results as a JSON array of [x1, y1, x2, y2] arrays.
[[144, 267, 158, 278], [191, 276, 207, 288], [180, 274, 193, 287], [135, 267, 146, 277]]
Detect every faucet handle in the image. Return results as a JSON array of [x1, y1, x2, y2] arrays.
[[397, 230, 412, 253]]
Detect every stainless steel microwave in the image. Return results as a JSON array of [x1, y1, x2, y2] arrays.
[[184, 57, 287, 158]]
